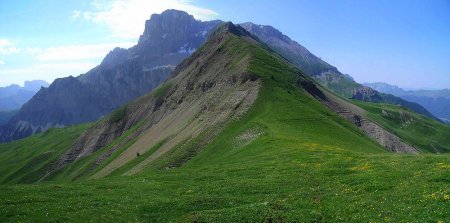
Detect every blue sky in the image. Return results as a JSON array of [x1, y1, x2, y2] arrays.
[[0, 0, 449, 89]]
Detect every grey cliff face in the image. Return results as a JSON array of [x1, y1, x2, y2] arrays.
[[0, 10, 222, 142]]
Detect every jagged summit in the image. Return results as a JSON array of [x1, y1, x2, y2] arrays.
[[139, 10, 195, 44], [137, 9, 221, 54]]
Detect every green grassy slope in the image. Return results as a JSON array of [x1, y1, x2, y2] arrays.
[[0, 27, 449, 222], [0, 124, 90, 184]]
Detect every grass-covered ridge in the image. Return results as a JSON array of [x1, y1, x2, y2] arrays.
[[0, 25, 449, 222]]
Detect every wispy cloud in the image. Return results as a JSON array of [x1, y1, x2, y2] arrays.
[[75, 0, 219, 39], [0, 60, 4, 65], [0, 39, 20, 55]]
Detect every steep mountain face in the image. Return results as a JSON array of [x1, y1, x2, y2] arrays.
[[0, 10, 222, 142], [0, 80, 49, 111], [0, 110, 17, 125], [365, 82, 450, 123], [240, 22, 437, 120]]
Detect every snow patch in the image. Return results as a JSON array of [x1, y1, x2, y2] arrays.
[[177, 43, 197, 54], [142, 65, 175, 72]]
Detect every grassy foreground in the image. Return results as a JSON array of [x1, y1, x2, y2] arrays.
[[0, 33, 449, 222]]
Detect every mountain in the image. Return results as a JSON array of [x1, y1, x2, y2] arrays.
[[1, 22, 449, 222], [0, 80, 49, 111], [1, 11, 438, 143], [34, 22, 444, 180], [239, 23, 438, 121], [0, 10, 222, 142], [365, 82, 450, 123]]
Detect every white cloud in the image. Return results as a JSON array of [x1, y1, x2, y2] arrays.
[[0, 39, 21, 55], [76, 0, 218, 39], [0, 39, 12, 48], [34, 42, 135, 62], [0, 60, 4, 65]]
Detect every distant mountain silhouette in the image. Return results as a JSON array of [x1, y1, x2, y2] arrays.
[[365, 82, 450, 123]]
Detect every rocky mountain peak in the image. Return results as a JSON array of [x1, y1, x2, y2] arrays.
[[138, 9, 197, 44]]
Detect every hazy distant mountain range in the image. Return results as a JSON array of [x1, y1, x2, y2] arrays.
[[0, 80, 49, 111], [0, 80, 48, 125], [365, 82, 450, 123]]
